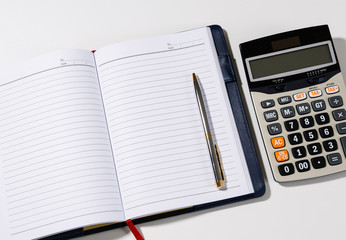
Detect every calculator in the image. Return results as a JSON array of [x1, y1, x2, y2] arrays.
[[240, 25, 346, 182]]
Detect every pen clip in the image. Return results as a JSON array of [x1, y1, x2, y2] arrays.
[[215, 144, 225, 181]]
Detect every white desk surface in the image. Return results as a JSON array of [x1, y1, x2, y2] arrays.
[[2, 1, 346, 239]]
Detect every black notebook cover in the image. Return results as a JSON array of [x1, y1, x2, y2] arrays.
[[42, 25, 265, 240]]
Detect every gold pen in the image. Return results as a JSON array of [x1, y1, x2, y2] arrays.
[[193, 73, 225, 189]]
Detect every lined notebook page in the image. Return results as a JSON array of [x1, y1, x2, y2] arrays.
[[0, 50, 124, 240], [95, 27, 254, 219]]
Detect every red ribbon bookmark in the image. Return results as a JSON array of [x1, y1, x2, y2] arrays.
[[126, 219, 144, 240]]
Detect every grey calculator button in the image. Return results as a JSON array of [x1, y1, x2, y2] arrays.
[[332, 109, 346, 121], [340, 137, 346, 157], [264, 110, 278, 122], [267, 123, 282, 135], [261, 99, 275, 108], [336, 122, 346, 134], [280, 106, 295, 118], [296, 103, 311, 115], [278, 96, 292, 105], [327, 153, 342, 165], [328, 96, 343, 108], [311, 99, 326, 112]]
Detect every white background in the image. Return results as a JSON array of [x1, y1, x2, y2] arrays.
[[1, 1, 346, 239]]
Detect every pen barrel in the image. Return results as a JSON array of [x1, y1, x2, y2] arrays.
[[193, 77, 224, 188]]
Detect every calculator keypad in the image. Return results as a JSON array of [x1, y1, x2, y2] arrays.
[[251, 73, 346, 182]]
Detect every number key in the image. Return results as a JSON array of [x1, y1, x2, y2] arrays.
[[300, 116, 314, 128], [278, 163, 295, 176], [288, 133, 303, 145], [307, 143, 322, 155], [315, 113, 330, 125], [303, 129, 318, 141], [292, 146, 306, 158], [295, 160, 310, 172], [319, 126, 334, 138], [323, 139, 338, 152], [284, 119, 299, 131]]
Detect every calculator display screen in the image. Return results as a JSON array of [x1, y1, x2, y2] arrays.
[[247, 41, 335, 82]]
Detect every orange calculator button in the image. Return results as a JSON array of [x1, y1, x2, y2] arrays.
[[293, 92, 307, 101], [275, 150, 289, 162], [326, 85, 339, 94], [308, 89, 322, 98], [271, 136, 285, 148]]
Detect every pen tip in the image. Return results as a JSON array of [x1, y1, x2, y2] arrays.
[[192, 73, 197, 81]]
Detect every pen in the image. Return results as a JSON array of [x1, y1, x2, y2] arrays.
[[192, 73, 225, 189]]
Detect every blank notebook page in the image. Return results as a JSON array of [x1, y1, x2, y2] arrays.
[[95, 27, 254, 219], [0, 50, 124, 240]]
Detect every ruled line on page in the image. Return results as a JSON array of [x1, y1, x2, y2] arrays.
[[0, 51, 125, 238], [98, 42, 206, 68], [99, 50, 207, 73], [124, 185, 241, 212], [10, 210, 122, 235], [0, 65, 95, 88], [7, 184, 119, 207], [11, 204, 120, 229], [94, 32, 240, 218], [5, 162, 115, 187], [0, 76, 98, 105], [4, 120, 107, 144], [8, 190, 120, 213], [4, 157, 113, 180]]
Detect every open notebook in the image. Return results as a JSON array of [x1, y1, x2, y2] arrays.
[[0, 25, 265, 240]]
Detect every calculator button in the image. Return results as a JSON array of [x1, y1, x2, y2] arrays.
[[340, 137, 346, 156], [275, 150, 289, 162], [328, 96, 343, 108], [299, 116, 314, 128], [327, 153, 342, 165], [295, 160, 311, 172], [278, 96, 292, 105], [264, 110, 278, 122], [261, 99, 275, 108], [292, 146, 306, 158], [308, 89, 322, 98], [288, 133, 303, 145], [293, 92, 307, 101], [271, 136, 285, 148], [274, 150, 289, 162], [307, 143, 322, 155], [278, 163, 295, 176], [284, 119, 299, 131], [332, 109, 346, 121], [336, 123, 346, 134], [315, 113, 330, 125], [280, 106, 295, 118], [267, 123, 282, 135], [319, 126, 334, 138], [311, 99, 326, 112], [311, 156, 326, 169], [303, 129, 318, 142], [296, 103, 310, 115], [326, 85, 339, 94], [323, 139, 338, 152]]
